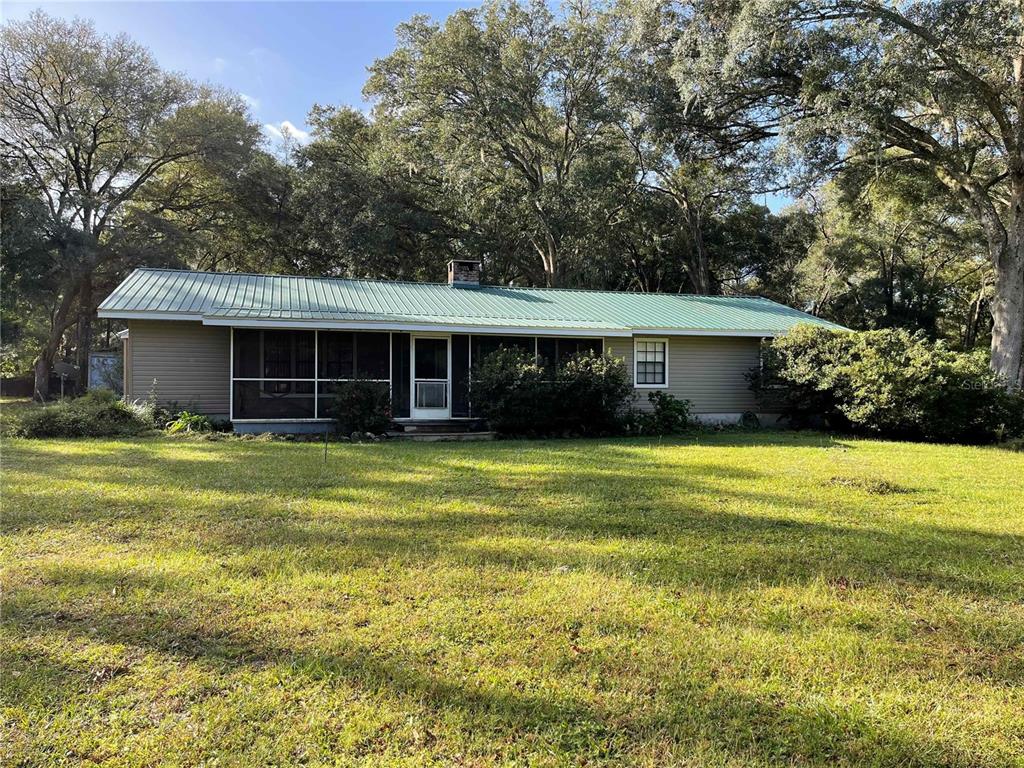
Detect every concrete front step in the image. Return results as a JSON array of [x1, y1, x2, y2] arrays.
[[386, 430, 495, 442], [392, 419, 487, 434]]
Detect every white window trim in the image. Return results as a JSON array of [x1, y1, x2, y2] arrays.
[[633, 337, 669, 389]]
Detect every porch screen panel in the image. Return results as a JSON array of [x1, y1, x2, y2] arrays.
[[233, 381, 315, 419], [318, 332, 354, 378], [391, 333, 410, 418], [451, 334, 470, 417], [233, 329, 261, 378], [295, 333, 316, 378], [533, 337, 603, 374], [537, 338, 557, 375], [233, 329, 392, 421], [355, 333, 390, 379], [472, 335, 535, 366], [556, 337, 603, 365], [260, 330, 315, 378]]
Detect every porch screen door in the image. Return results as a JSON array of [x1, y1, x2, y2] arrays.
[[411, 336, 449, 419]]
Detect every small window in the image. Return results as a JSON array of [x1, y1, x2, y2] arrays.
[[634, 338, 667, 387]]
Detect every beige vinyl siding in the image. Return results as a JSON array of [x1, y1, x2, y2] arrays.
[[606, 335, 761, 413], [126, 320, 230, 416], [122, 335, 132, 397]]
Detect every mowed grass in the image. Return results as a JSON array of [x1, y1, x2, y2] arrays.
[[2, 426, 1023, 767]]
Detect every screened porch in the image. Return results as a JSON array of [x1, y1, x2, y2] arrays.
[[228, 328, 604, 422]]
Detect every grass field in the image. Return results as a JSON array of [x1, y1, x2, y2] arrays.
[[2, 416, 1023, 766]]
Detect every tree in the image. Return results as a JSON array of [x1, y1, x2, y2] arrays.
[[0, 11, 259, 396], [365, 0, 639, 286], [615, 0, 785, 294], [796, 165, 991, 345], [674, 0, 1024, 387], [1, 171, 54, 377], [290, 105, 455, 281]]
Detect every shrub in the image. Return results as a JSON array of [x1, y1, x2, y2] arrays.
[[471, 349, 634, 436], [325, 380, 392, 435], [756, 325, 1024, 444], [470, 349, 550, 435], [165, 411, 212, 434], [634, 391, 692, 435], [16, 389, 154, 438], [556, 352, 636, 435]]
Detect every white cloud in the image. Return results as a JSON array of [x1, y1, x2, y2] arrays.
[[263, 120, 311, 145], [212, 57, 228, 74], [240, 93, 261, 112]]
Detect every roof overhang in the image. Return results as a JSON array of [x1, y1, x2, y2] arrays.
[[96, 309, 807, 337], [98, 309, 205, 322], [204, 316, 634, 336]]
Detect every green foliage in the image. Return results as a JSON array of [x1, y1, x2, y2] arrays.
[[365, 0, 637, 286], [469, 349, 549, 436], [633, 391, 692, 436], [758, 325, 1024, 444], [675, 0, 1024, 385], [1, 11, 262, 396], [557, 353, 636, 436], [471, 349, 634, 436], [14, 390, 154, 438], [797, 166, 990, 347], [165, 411, 213, 435], [291, 106, 447, 281], [325, 380, 392, 435]]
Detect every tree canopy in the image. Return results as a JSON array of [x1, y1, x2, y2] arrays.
[[2, 2, 1018, 391]]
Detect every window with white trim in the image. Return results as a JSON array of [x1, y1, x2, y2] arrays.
[[634, 338, 667, 387]]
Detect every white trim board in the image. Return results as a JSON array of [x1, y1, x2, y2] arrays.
[[204, 318, 631, 337], [97, 310, 792, 338]]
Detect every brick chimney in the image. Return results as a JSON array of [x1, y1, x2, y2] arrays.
[[447, 259, 482, 288]]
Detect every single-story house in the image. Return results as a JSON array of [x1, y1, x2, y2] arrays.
[[97, 261, 843, 433]]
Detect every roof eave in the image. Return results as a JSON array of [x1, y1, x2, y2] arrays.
[[97, 308, 841, 337]]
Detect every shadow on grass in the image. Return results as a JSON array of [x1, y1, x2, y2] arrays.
[[5, 566, 969, 768], [5, 435, 1022, 764], [5, 438, 1023, 601]]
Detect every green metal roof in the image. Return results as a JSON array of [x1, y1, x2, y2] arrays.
[[98, 268, 845, 336]]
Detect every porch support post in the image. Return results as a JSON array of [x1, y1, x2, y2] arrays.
[[229, 327, 234, 421]]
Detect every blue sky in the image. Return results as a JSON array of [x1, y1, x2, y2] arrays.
[[2, 1, 479, 146]]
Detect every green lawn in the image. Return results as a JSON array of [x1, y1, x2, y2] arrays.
[[2, 426, 1023, 766]]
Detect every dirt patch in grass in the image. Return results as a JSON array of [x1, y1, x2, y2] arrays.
[[827, 476, 916, 495]]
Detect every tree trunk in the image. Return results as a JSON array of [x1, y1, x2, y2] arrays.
[[990, 239, 1024, 388], [31, 281, 79, 401], [75, 274, 94, 392], [543, 233, 558, 287], [963, 286, 986, 350], [530, 231, 559, 287], [680, 199, 715, 295]]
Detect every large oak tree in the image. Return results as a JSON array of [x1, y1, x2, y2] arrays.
[[674, 0, 1024, 387], [365, 0, 638, 287], [0, 11, 259, 396]]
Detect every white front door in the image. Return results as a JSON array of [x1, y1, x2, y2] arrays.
[[411, 335, 450, 419]]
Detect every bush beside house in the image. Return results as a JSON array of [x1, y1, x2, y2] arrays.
[[324, 380, 392, 435], [753, 325, 1024, 444], [471, 349, 635, 437], [14, 390, 155, 438], [632, 391, 693, 436]]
